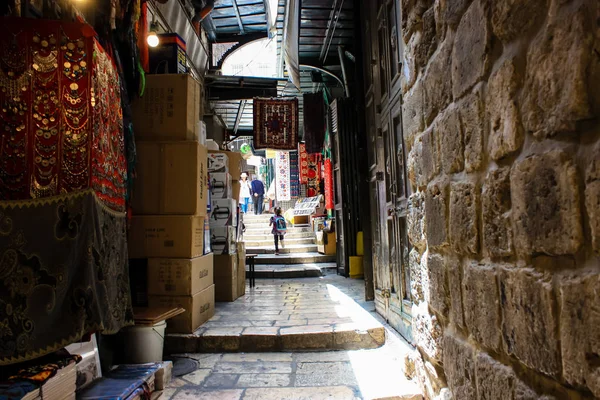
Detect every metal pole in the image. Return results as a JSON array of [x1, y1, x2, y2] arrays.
[[337, 46, 350, 98]]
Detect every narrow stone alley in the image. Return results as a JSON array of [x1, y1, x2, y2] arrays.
[[163, 273, 422, 400]]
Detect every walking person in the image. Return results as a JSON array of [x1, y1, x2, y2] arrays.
[[250, 176, 265, 215], [269, 207, 286, 256], [239, 172, 252, 214]]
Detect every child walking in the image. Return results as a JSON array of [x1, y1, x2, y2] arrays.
[[269, 207, 286, 255]]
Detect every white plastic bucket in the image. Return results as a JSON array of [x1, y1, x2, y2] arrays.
[[122, 320, 166, 364]]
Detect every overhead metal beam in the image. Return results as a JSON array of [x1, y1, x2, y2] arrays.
[[233, 100, 248, 135], [203, 15, 218, 41], [318, 0, 345, 63], [231, 0, 246, 35]]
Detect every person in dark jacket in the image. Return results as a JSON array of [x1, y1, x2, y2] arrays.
[[250, 177, 265, 215]]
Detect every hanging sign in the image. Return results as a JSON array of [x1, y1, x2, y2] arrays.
[[293, 196, 321, 216]]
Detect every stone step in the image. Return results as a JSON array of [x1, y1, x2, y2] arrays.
[[243, 231, 315, 240], [247, 263, 337, 279], [245, 244, 319, 254], [244, 237, 315, 247], [244, 226, 314, 235], [254, 252, 336, 264]]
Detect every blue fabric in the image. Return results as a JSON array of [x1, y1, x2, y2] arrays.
[[241, 197, 250, 213], [251, 180, 265, 196]]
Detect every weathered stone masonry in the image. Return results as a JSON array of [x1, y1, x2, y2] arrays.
[[400, 0, 600, 398]]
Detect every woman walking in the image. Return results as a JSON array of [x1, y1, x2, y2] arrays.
[[239, 172, 252, 213]]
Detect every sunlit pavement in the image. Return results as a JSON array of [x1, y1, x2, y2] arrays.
[[164, 273, 423, 399]]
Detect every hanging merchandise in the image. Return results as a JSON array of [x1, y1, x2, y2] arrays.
[[299, 142, 309, 184], [306, 154, 321, 197], [303, 92, 326, 154], [275, 151, 291, 201], [324, 158, 334, 210], [0, 18, 133, 366], [265, 149, 276, 159], [289, 150, 300, 198], [253, 98, 299, 150]]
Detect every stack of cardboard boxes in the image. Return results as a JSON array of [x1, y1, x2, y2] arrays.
[[208, 151, 246, 302], [129, 74, 215, 333]]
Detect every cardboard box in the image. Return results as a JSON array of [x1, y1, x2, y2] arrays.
[[209, 173, 233, 199], [133, 142, 207, 215], [208, 153, 229, 174], [147, 253, 214, 296], [231, 180, 240, 202], [203, 216, 211, 255], [208, 150, 243, 180], [131, 74, 202, 141], [214, 255, 239, 302], [210, 198, 238, 227], [148, 285, 215, 333], [237, 242, 246, 297], [210, 226, 237, 255], [129, 215, 205, 259]]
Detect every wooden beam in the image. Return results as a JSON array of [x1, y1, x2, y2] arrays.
[[233, 100, 248, 135], [231, 0, 246, 35]]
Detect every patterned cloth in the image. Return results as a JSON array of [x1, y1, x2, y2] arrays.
[[307, 154, 321, 197], [299, 143, 309, 184], [289, 151, 300, 199], [303, 93, 326, 154], [275, 151, 291, 201], [324, 158, 334, 209], [253, 98, 299, 150]]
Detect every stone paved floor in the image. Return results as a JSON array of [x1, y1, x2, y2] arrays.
[[163, 274, 422, 400], [166, 273, 385, 353]]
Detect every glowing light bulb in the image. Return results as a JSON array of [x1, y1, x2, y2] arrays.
[[147, 32, 159, 47]]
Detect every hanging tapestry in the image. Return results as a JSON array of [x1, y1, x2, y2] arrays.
[[0, 18, 133, 366], [307, 154, 321, 197], [0, 18, 127, 212], [303, 92, 326, 154], [289, 150, 300, 198], [253, 98, 299, 150], [324, 158, 334, 209], [299, 143, 309, 184], [275, 151, 291, 201]]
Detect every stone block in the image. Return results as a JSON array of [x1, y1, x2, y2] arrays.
[[482, 168, 513, 257], [559, 273, 600, 397], [410, 248, 426, 303], [500, 267, 560, 377], [443, 333, 476, 400], [521, 5, 594, 138], [437, 104, 464, 174], [447, 257, 464, 328], [408, 191, 427, 251], [425, 181, 448, 248], [459, 86, 485, 172], [585, 155, 600, 253], [452, 0, 491, 98], [413, 302, 443, 363], [491, 0, 547, 42], [486, 58, 524, 160], [421, 127, 440, 186], [437, 0, 472, 29], [408, 138, 422, 191], [511, 150, 583, 256], [426, 253, 448, 316], [415, 8, 438, 71], [463, 262, 500, 350], [403, 80, 425, 150], [403, 32, 421, 94], [476, 353, 516, 400], [402, 0, 432, 42], [449, 182, 479, 255], [423, 35, 453, 124]]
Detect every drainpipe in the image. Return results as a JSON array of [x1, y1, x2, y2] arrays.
[[337, 45, 350, 97]]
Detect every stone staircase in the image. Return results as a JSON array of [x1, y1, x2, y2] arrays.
[[241, 213, 336, 278]]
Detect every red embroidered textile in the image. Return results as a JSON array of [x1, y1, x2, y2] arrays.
[[324, 158, 334, 210], [307, 154, 321, 197], [0, 18, 126, 212], [299, 143, 308, 184], [253, 98, 299, 150]]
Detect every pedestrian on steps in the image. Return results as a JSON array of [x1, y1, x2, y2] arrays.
[[250, 176, 265, 215], [270, 207, 286, 256]]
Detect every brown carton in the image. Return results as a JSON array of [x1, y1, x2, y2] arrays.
[[147, 253, 214, 296], [148, 285, 215, 333], [208, 150, 243, 180], [214, 255, 240, 302], [133, 142, 207, 215], [132, 74, 202, 141], [129, 215, 205, 258]]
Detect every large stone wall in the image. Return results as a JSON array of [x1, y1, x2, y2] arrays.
[[400, 0, 600, 398]]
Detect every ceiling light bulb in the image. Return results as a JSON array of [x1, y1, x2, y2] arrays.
[[147, 32, 159, 47]]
